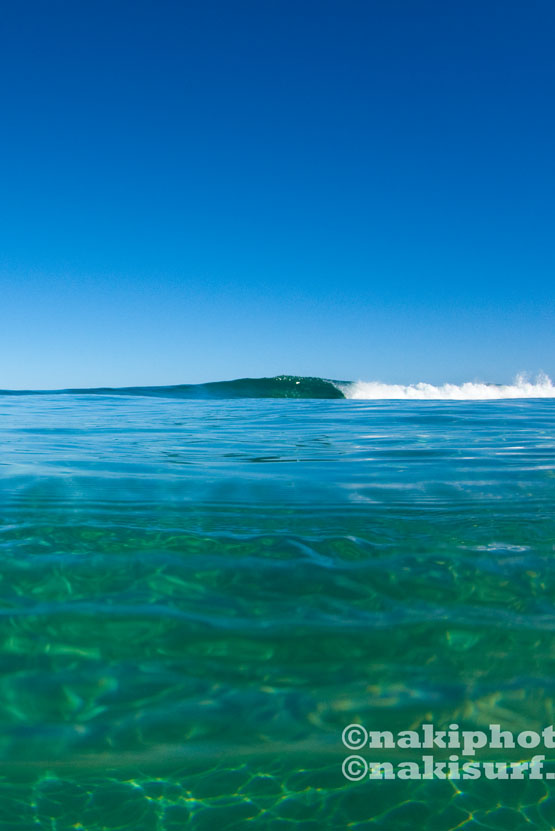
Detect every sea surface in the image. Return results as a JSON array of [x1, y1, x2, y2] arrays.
[[1, 380, 554, 830]]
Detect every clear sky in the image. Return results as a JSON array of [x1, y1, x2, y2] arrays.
[[1, 0, 553, 389]]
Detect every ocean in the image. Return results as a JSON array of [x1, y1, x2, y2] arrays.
[[1, 377, 554, 830]]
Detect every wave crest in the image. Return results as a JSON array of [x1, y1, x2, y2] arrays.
[[341, 373, 555, 400]]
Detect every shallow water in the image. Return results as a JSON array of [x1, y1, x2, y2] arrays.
[[0, 395, 554, 830]]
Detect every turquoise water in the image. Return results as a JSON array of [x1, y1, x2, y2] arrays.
[[1, 390, 554, 829]]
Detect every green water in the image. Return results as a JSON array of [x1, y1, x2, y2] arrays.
[[0, 394, 554, 829]]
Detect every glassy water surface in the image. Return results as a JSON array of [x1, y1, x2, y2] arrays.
[[0, 395, 554, 830]]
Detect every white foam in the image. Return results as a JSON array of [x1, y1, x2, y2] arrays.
[[340, 373, 555, 400]]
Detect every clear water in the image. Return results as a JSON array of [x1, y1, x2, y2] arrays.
[[1, 394, 554, 830]]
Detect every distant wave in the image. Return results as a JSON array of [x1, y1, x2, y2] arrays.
[[340, 373, 555, 400], [2, 373, 554, 400], [0, 376, 345, 400]]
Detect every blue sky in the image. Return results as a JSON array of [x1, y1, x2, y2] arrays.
[[1, 0, 553, 388]]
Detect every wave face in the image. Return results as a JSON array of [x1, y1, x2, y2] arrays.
[[1, 375, 346, 399], [341, 373, 555, 400]]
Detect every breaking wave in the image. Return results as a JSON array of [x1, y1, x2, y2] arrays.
[[341, 373, 555, 400], [2, 374, 554, 400]]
